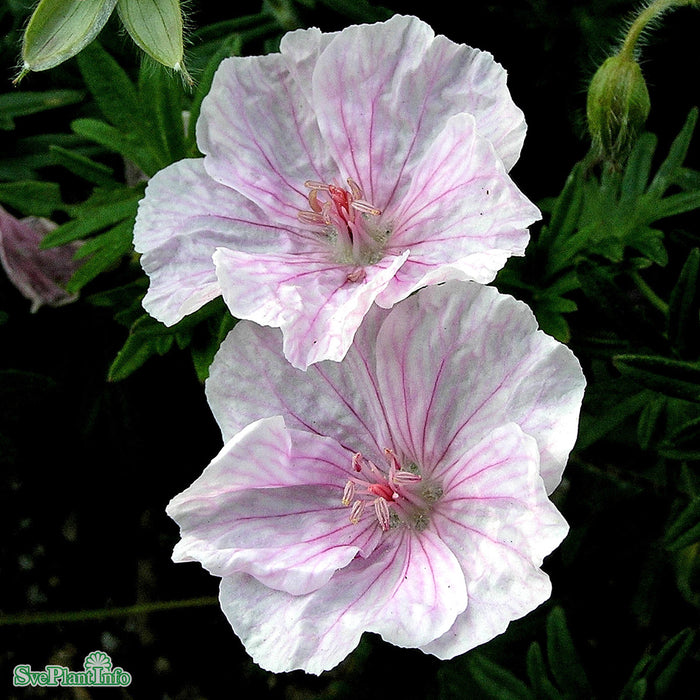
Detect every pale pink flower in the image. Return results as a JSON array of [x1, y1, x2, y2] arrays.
[[166, 281, 585, 674], [0, 206, 80, 312], [133, 15, 540, 369]]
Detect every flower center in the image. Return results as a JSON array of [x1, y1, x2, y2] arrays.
[[341, 449, 442, 532], [297, 178, 390, 276]]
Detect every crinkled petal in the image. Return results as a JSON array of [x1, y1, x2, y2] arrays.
[[213, 246, 408, 369], [421, 423, 568, 658], [206, 308, 392, 458], [375, 281, 585, 492], [218, 527, 467, 674], [376, 113, 539, 307], [279, 26, 338, 106], [167, 417, 382, 595], [0, 207, 79, 312], [133, 159, 306, 326], [197, 53, 337, 227], [312, 15, 526, 212]]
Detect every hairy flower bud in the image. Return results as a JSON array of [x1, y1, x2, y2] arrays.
[[586, 53, 651, 164]]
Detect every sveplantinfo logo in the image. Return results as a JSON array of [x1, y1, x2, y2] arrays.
[[12, 650, 131, 688]]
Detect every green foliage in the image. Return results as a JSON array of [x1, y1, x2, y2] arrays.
[[74, 41, 190, 176], [0, 89, 84, 130], [107, 299, 236, 382], [620, 629, 697, 699], [498, 109, 700, 343], [0, 180, 65, 217]]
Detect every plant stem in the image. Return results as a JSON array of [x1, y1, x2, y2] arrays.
[[630, 270, 669, 316], [0, 597, 218, 626], [620, 0, 687, 58]]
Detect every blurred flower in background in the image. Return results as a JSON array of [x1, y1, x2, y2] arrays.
[[0, 206, 81, 313]]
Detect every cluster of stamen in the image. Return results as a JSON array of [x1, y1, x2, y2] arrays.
[[298, 178, 381, 228], [341, 449, 423, 532], [297, 178, 385, 280]]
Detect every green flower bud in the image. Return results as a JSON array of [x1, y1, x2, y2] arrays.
[[117, 0, 191, 84], [17, 0, 117, 81], [586, 53, 651, 164]]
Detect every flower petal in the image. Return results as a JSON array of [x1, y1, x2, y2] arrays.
[[167, 416, 382, 595], [218, 527, 467, 674], [206, 309, 393, 458], [0, 207, 79, 312], [376, 113, 539, 306], [421, 423, 568, 658], [279, 26, 338, 106], [312, 15, 526, 212], [133, 158, 305, 326], [212, 246, 408, 369], [197, 53, 338, 227], [375, 281, 585, 492]]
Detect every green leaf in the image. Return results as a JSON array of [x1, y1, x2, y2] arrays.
[[117, 0, 189, 79], [71, 118, 160, 176], [668, 248, 700, 360], [76, 41, 167, 173], [41, 186, 141, 248], [137, 62, 187, 163], [636, 395, 666, 450], [644, 629, 696, 696], [613, 354, 700, 402], [108, 298, 228, 381], [666, 498, 700, 551], [108, 314, 176, 381], [189, 309, 236, 382], [619, 677, 648, 700], [76, 40, 141, 134], [0, 90, 84, 130], [545, 607, 592, 699], [577, 261, 663, 345], [653, 190, 700, 220], [577, 389, 653, 451], [525, 643, 561, 700], [48, 145, 115, 186], [663, 415, 700, 450], [647, 108, 698, 198], [0, 180, 65, 217], [186, 33, 243, 149], [467, 653, 535, 700], [66, 218, 135, 292], [20, 0, 117, 74], [620, 132, 656, 202]]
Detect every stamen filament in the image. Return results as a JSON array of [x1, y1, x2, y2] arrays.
[[350, 500, 365, 524], [374, 498, 391, 531]]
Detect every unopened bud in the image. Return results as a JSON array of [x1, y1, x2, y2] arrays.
[[17, 0, 117, 81], [586, 53, 651, 164], [117, 0, 192, 85]]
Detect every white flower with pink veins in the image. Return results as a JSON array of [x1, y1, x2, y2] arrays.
[[166, 281, 585, 674], [133, 15, 540, 369]]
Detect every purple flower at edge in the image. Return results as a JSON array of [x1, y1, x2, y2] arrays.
[[133, 15, 541, 369], [0, 205, 80, 313], [166, 281, 586, 674]]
